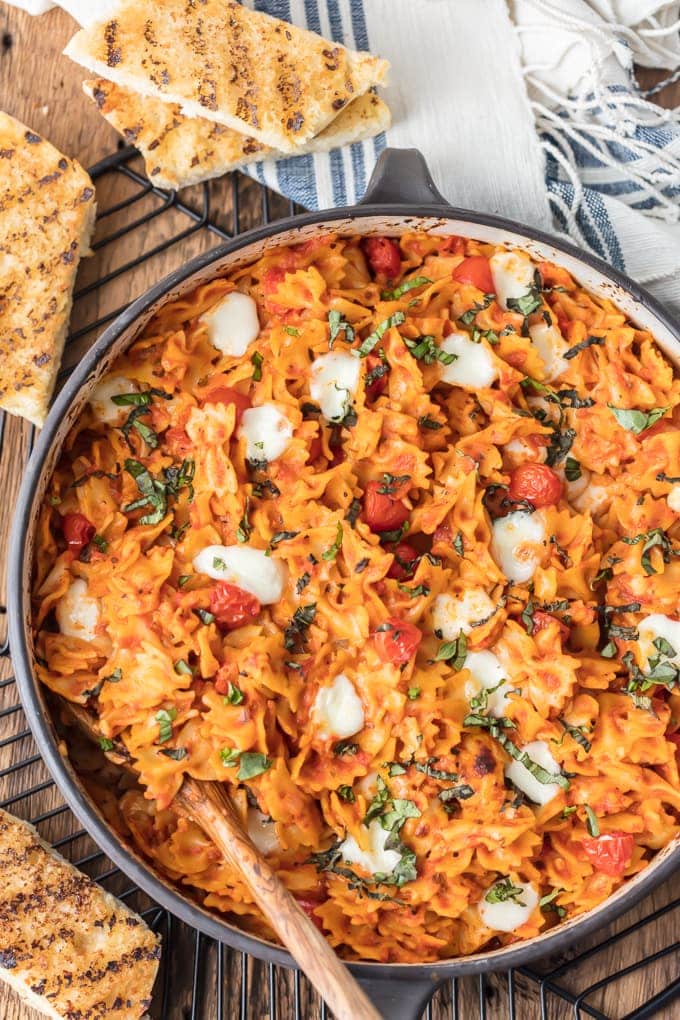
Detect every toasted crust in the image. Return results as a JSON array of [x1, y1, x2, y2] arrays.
[[83, 79, 391, 191], [0, 808, 160, 1019], [65, 0, 389, 153], [0, 113, 96, 427]]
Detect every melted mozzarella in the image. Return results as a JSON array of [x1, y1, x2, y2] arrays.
[[200, 291, 260, 356], [637, 614, 680, 668], [558, 464, 590, 503], [339, 820, 401, 876], [89, 376, 137, 426], [193, 545, 286, 604], [55, 578, 100, 641], [309, 352, 360, 422], [491, 511, 546, 583], [463, 650, 511, 717], [238, 403, 292, 463], [504, 740, 562, 805], [489, 250, 536, 310], [571, 479, 610, 515], [439, 332, 497, 389], [503, 438, 547, 470], [528, 321, 569, 381], [667, 485, 680, 513], [246, 809, 280, 856], [312, 673, 365, 740], [478, 881, 539, 932], [432, 589, 496, 640]]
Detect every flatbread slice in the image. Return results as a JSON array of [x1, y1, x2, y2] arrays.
[[0, 112, 96, 426], [0, 807, 160, 1019], [84, 79, 391, 191], [64, 0, 389, 153]]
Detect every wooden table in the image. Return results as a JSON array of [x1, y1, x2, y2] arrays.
[[0, 6, 679, 1019]]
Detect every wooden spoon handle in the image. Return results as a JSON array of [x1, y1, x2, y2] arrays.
[[177, 778, 381, 1020]]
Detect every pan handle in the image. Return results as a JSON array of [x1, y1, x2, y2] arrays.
[[360, 148, 449, 207], [357, 973, 442, 1020]]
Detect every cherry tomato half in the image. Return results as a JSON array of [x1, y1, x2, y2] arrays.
[[202, 386, 251, 427], [365, 354, 389, 401], [508, 462, 563, 508], [363, 237, 401, 279], [581, 832, 634, 877], [374, 618, 422, 667], [529, 610, 570, 643], [209, 581, 261, 630], [387, 542, 420, 581], [452, 255, 494, 294], [363, 480, 410, 533], [62, 512, 95, 555]]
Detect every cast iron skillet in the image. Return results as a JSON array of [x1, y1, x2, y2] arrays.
[[9, 149, 680, 1020]]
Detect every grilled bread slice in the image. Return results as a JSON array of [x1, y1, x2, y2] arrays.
[[0, 112, 96, 426], [83, 79, 391, 191], [0, 807, 160, 1019], [65, 0, 389, 154]]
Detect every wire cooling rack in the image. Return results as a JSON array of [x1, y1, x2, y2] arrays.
[[0, 146, 679, 1020]]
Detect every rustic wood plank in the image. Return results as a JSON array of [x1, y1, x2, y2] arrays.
[[0, 6, 678, 1019]]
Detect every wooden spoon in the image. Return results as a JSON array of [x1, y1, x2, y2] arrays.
[[60, 701, 381, 1020]]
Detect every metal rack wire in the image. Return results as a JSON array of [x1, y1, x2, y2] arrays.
[[0, 147, 678, 1019]]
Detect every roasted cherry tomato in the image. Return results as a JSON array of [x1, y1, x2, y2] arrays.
[[581, 832, 634, 877], [363, 237, 401, 279], [452, 255, 494, 293], [374, 618, 422, 667], [529, 610, 570, 643], [363, 479, 410, 533], [62, 512, 96, 555], [387, 542, 420, 581], [508, 463, 563, 508], [365, 354, 389, 401], [202, 386, 251, 426], [209, 581, 260, 630], [439, 235, 465, 255]]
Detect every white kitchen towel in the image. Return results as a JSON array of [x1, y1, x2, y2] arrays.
[[8, 0, 680, 315]]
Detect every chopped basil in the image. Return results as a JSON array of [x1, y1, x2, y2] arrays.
[[433, 632, 467, 671], [365, 358, 390, 391], [417, 414, 443, 431], [102, 667, 122, 684], [485, 878, 526, 905], [284, 325, 301, 337], [404, 334, 456, 365], [178, 575, 191, 587], [539, 888, 566, 916], [328, 309, 355, 348], [252, 478, 281, 499], [387, 762, 407, 777], [356, 311, 406, 358], [237, 752, 272, 780], [355, 558, 369, 574], [337, 785, 355, 802], [377, 472, 410, 496], [220, 747, 241, 767], [378, 520, 410, 544], [363, 776, 390, 824], [123, 457, 194, 526], [345, 497, 362, 527], [465, 712, 570, 789], [174, 659, 193, 676], [458, 293, 495, 326], [284, 603, 317, 652], [381, 276, 432, 301], [92, 534, 108, 552], [155, 708, 177, 744], [322, 521, 344, 561], [397, 583, 430, 598], [251, 351, 263, 381], [296, 572, 311, 594], [564, 335, 605, 360], [268, 530, 299, 550], [565, 457, 582, 482], [584, 805, 599, 837], [438, 784, 474, 808], [608, 404, 669, 435], [407, 687, 420, 700], [333, 740, 359, 756], [413, 758, 460, 782], [213, 556, 226, 570], [99, 737, 114, 752], [557, 718, 592, 753], [225, 683, 244, 705], [561, 806, 578, 818], [453, 532, 465, 557], [196, 609, 215, 625], [236, 496, 252, 543], [160, 747, 188, 761], [521, 596, 536, 635], [657, 471, 680, 484], [622, 528, 678, 575]]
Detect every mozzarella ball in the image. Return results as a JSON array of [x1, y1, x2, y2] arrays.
[[200, 291, 260, 357], [439, 332, 498, 389], [478, 880, 539, 932], [528, 321, 569, 382], [432, 589, 496, 639], [193, 545, 286, 605], [309, 352, 360, 422], [463, 650, 511, 717], [504, 740, 562, 805], [637, 614, 680, 669], [666, 485, 680, 513], [339, 820, 401, 876], [238, 403, 293, 463], [89, 376, 138, 426], [55, 578, 100, 641], [489, 250, 536, 310], [246, 809, 281, 856], [312, 673, 365, 740], [491, 511, 547, 583]]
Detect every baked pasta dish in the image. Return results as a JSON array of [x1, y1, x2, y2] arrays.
[[32, 231, 680, 962]]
